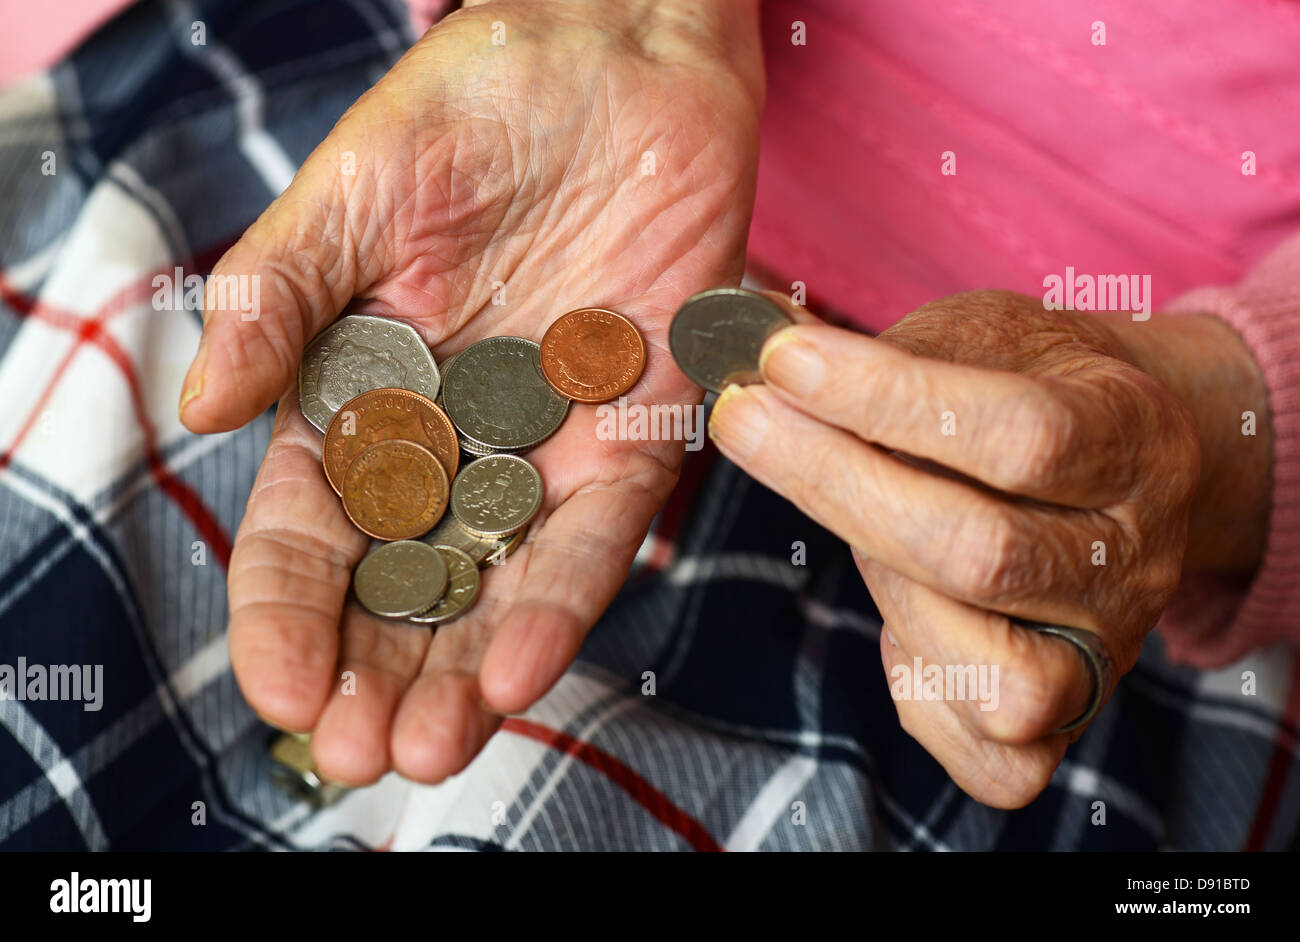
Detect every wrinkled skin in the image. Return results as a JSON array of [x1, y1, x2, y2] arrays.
[[179, 0, 764, 785], [711, 290, 1270, 807]]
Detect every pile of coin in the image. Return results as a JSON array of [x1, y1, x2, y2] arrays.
[[297, 308, 646, 627]]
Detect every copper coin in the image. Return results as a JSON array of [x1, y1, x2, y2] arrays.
[[340, 439, 449, 541], [539, 308, 646, 403], [322, 388, 459, 494]]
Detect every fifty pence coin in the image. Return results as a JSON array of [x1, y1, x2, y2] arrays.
[[450, 453, 543, 538], [408, 546, 481, 625], [353, 540, 448, 618], [341, 439, 449, 541], [299, 315, 440, 432], [322, 388, 459, 494], [539, 308, 646, 403], [442, 337, 569, 450], [669, 288, 792, 393]]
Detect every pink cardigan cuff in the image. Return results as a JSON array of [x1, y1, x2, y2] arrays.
[[1158, 235, 1300, 667]]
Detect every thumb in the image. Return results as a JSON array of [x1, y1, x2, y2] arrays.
[[178, 183, 358, 434]]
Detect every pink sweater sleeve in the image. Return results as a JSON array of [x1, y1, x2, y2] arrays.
[[1157, 234, 1300, 668]]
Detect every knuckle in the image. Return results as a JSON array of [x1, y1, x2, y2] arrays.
[[1143, 551, 1186, 602], [978, 629, 1076, 743], [945, 510, 1031, 605], [993, 393, 1077, 492]]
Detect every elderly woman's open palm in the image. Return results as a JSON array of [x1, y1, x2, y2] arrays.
[[178, 0, 764, 785]]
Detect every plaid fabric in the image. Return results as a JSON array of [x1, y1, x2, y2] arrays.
[[1, 0, 1298, 852]]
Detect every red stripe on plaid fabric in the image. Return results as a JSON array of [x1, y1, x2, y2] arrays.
[[501, 716, 724, 851], [0, 277, 158, 471], [0, 241, 237, 566], [89, 320, 234, 569], [0, 323, 83, 473], [1243, 656, 1300, 850]]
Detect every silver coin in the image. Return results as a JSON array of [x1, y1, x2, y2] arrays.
[[442, 337, 569, 450], [451, 454, 543, 537], [420, 511, 499, 565], [456, 430, 523, 457], [408, 546, 481, 624], [435, 350, 459, 412], [352, 540, 448, 618], [482, 524, 528, 567], [299, 315, 440, 432], [669, 288, 792, 393]]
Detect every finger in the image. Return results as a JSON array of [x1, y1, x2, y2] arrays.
[[179, 160, 362, 434], [859, 551, 1095, 744], [757, 323, 1145, 507], [879, 628, 1067, 809], [390, 590, 515, 784], [391, 669, 504, 784], [478, 435, 679, 714], [709, 383, 1123, 631], [226, 393, 367, 732], [311, 608, 432, 786]]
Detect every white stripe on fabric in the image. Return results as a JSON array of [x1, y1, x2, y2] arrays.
[[798, 595, 881, 639], [168, 634, 230, 701], [665, 552, 805, 590], [1054, 758, 1164, 838], [504, 697, 637, 851], [1196, 645, 1293, 715], [0, 697, 108, 850], [166, 0, 297, 195], [725, 754, 818, 851], [1125, 671, 1296, 748], [108, 161, 193, 265]]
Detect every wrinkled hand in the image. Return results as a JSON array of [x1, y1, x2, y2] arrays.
[[178, 0, 763, 784], [709, 290, 1267, 807]]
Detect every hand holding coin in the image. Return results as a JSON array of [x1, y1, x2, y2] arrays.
[[175, 0, 764, 788], [705, 290, 1211, 808]]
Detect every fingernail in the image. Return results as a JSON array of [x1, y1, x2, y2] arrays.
[[178, 375, 203, 420], [760, 329, 823, 398], [178, 336, 208, 420], [709, 383, 769, 459], [885, 628, 899, 648]]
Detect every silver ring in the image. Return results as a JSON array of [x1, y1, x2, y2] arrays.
[[1015, 621, 1114, 735]]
